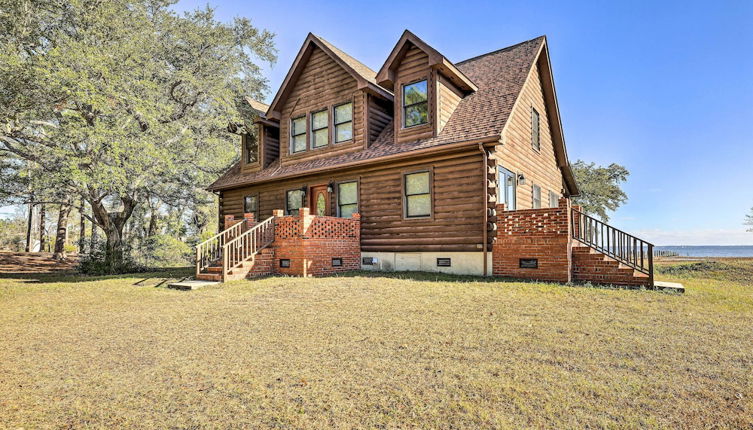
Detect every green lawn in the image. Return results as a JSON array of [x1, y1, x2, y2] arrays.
[[1, 262, 751, 428]]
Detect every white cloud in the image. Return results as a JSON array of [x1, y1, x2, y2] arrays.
[[634, 228, 753, 246]]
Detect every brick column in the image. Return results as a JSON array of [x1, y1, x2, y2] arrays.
[[223, 215, 235, 230], [243, 212, 255, 229]]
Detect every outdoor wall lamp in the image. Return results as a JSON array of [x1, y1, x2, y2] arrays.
[[327, 181, 334, 193], [517, 173, 527, 185]]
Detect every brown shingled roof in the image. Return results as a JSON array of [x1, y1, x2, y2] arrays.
[[209, 36, 557, 192]]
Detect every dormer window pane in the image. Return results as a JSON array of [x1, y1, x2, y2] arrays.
[[244, 133, 258, 163], [403, 80, 428, 128], [291, 116, 306, 153], [334, 102, 353, 143], [311, 110, 329, 148]]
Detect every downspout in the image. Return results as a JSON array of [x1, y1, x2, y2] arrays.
[[478, 144, 488, 276]]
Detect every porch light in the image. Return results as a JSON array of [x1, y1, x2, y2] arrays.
[[327, 181, 334, 193], [517, 173, 526, 185]]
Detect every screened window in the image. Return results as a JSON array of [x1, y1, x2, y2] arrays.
[[243, 195, 258, 220], [549, 190, 559, 208], [337, 181, 358, 218], [403, 80, 428, 128], [244, 133, 258, 164], [334, 102, 353, 143], [532, 184, 542, 209], [291, 116, 307, 153], [311, 109, 328, 148], [404, 171, 431, 218], [531, 107, 540, 151], [286, 189, 305, 215]]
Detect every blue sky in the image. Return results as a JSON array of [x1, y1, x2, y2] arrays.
[[5, 0, 752, 245]]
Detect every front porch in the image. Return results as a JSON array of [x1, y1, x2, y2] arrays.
[[195, 198, 658, 289]]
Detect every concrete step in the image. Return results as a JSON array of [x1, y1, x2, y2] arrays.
[[168, 280, 219, 290]]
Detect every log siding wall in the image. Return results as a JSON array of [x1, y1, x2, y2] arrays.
[[220, 150, 485, 253]]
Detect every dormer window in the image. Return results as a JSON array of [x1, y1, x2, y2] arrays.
[[311, 109, 329, 148], [291, 116, 307, 153], [244, 133, 258, 164], [334, 102, 353, 143], [402, 80, 428, 128]]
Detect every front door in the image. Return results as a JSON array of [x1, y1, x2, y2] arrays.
[[498, 167, 516, 210], [309, 185, 330, 216]]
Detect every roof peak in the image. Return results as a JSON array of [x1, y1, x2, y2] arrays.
[[456, 35, 546, 66]]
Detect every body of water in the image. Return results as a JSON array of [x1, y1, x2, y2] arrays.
[[654, 246, 753, 257]]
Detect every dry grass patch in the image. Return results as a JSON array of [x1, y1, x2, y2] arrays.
[[0, 264, 752, 428]]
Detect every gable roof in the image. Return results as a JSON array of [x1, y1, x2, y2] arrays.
[[376, 29, 477, 93], [265, 33, 392, 120], [209, 35, 577, 195]]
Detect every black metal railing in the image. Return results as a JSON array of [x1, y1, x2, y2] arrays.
[[571, 208, 654, 285]]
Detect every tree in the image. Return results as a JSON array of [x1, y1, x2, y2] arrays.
[[1, 0, 275, 270], [571, 160, 629, 222], [53, 201, 72, 260], [746, 208, 753, 233]]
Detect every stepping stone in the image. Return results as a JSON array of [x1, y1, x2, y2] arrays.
[[653, 281, 685, 294], [167, 280, 219, 290]]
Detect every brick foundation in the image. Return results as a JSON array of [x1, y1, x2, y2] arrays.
[[492, 198, 572, 282]]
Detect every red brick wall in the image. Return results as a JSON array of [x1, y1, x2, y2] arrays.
[[492, 197, 572, 282], [272, 208, 361, 277]]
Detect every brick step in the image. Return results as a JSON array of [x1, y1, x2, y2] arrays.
[[572, 244, 651, 287], [196, 273, 221, 281]]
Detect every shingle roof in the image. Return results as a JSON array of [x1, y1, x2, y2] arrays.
[[313, 35, 380, 87], [209, 36, 546, 191]]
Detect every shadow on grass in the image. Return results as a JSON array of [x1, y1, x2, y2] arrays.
[[0, 267, 194, 286], [323, 270, 667, 293]]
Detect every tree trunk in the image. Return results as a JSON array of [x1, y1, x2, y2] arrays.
[[38, 204, 46, 252], [25, 202, 34, 252], [53, 203, 72, 260], [87, 192, 138, 272], [79, 199, 87, 254], [147, 209, 157, 237]]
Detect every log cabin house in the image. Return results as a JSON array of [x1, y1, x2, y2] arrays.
[[199, 30, 654, 287]]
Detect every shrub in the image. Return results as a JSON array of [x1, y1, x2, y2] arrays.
[[78, 243, 145, 275], [139, 234, 193, 267]]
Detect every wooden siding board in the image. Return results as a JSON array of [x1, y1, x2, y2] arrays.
[[498, 62, 564, 210]]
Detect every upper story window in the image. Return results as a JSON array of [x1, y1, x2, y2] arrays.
[[286, 189, 305, 215], [337, 181, 358, 218], [403, 80, 428, 128], [290, 116, 307, 153], [244, 133, 258, 164], [532, 184, 542, 209], [404, 171, 431, 218], [311, 109, 329, 149], [531, 107, 540, 151], [334, 102, 353, 143]]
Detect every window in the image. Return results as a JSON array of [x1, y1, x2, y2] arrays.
[[549, 190, 559, 208], [279, 259, 290, 268], [404, 171, 431, 218], [532, 184, 541, 209], [531, 107, 540, 151], [334, 102, 353, 143], [337, 181, 358, 218], [332, 257, 343, 267], [286, 189, 305, 215], [243, 195, 258, 220], [498, 167, 517, 211], [403, 80, 428, 128], [290, 116, 306, 153], [311, 109, 328, 148], [244, 133, 258, 164]]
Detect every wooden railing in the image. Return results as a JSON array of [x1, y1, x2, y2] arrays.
[[571, 208, 654, 285], [194, 220, 246, 277], [222, 216, 275, 279]]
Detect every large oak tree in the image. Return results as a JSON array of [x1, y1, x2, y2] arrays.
[[1, 0, 275, 270]]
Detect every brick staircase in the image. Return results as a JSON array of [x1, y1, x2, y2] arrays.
[[572, 244, 651, 287], [571, 208, 654, 287]]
